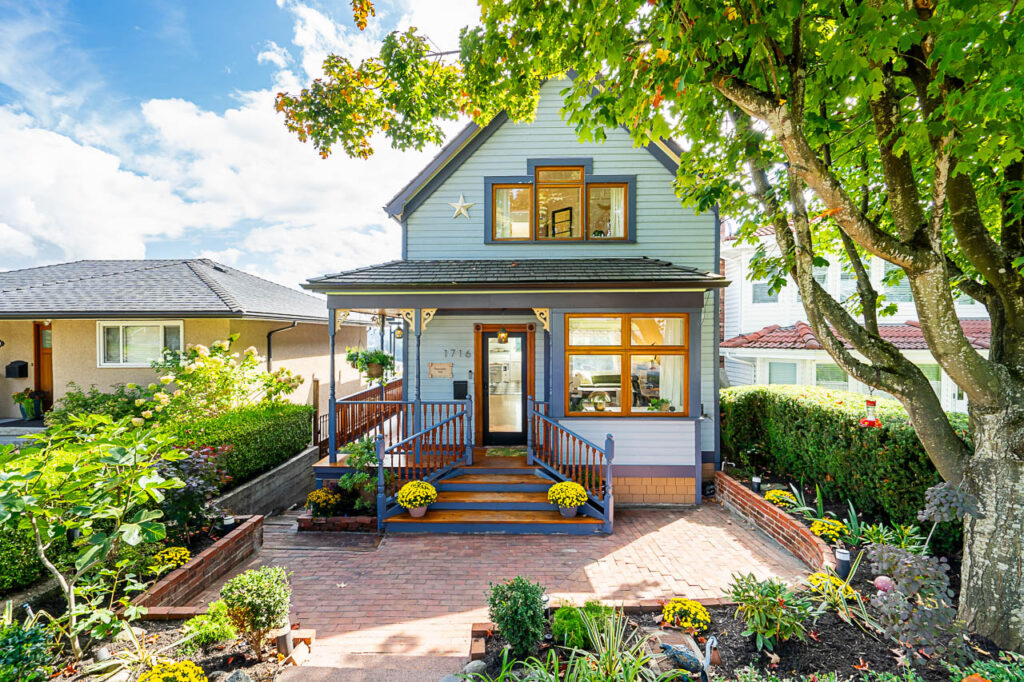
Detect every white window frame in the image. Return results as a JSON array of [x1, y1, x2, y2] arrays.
[[96, 320, 184, 368]]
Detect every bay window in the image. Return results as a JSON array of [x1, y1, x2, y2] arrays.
[[98, 321, 183, 367], [565, 314, 688, 416]]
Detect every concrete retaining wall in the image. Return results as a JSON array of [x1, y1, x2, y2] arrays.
[[213, 445, 319, 516]]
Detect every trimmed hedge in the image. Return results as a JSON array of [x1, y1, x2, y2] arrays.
[[720, 385, 971, 525], [171, 403, 314, 489]]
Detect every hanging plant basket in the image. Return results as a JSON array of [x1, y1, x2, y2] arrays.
[[365, 362, 384, 378]]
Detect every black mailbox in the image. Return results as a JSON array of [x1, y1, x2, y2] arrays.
[[5, 361, 28, 379], [452, 380, 468, 400]]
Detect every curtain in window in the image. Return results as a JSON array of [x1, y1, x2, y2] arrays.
[[659, 320, 686, 409], [495, 189, 512, 237], [608, 187, 624, 238]]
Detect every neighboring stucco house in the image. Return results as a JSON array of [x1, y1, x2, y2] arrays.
[[721, 228, 988, 412], [303, 78, 728, 534], [0, 259, 368, 420]]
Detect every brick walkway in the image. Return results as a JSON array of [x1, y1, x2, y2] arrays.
[[196, 505, 806, 679]]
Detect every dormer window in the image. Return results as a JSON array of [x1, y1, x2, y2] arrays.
[[486, 160, 634, 243]]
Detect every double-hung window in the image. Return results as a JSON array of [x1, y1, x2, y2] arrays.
[[98, 321, 183, 367], [565, 314, 688, 416], [490, 163, 630, 242]]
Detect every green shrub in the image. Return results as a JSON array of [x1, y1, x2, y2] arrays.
[[220, 566, 291, 661], [0, 620, 53, 682], [45, 382, 152, 426], [947, 653, 1024, 681], [728, 573, 813, 652], [551, 601, 613, 649], [487, 576, 546, 658], [720, 386, 969, 548], [180, 600, 237, 654], [171, 403, 314, 488]]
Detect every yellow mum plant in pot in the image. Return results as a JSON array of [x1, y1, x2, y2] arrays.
[[397, 480, 437, 518], [548, 481, 588, 518]]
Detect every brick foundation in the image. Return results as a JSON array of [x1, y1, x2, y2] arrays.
[[614, 477, 696, 505], [133, 515, 264, 620], [297, 512, 376, 532], [714, 471, 836, 572]]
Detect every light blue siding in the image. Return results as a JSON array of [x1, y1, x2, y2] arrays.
[[558, 418, 698, 467]]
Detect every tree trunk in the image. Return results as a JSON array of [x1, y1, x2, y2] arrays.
[[959, 405, 1024, 652]]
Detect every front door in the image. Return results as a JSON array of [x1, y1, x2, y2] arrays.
[[33, 322, 53, 411], [482, 331, 527, 445]]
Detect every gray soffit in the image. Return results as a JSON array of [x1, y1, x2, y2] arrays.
[[0, 259, 331, 322], [305, 257, 728, 291]]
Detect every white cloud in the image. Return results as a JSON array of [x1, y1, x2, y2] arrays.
[[0, 222, 38, 259], [257, 41, 291, 70]]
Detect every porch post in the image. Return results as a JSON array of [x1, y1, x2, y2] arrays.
[[413, 308, 422, 464], [464, 394, 474, 466], [376, 434, 386, 533], [378, 314, 386, 400], [328, 308, 337, 464], [526, 395, 535, 465], [603, 434, 615, 533]]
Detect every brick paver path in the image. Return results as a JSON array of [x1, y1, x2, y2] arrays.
[[197, 505, 806, 679]]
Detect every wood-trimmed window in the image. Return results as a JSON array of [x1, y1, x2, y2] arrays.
[[490, 166, 630, 242], [565, 314, 689, 417]]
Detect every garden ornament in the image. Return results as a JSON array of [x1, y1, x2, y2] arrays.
[[660, 635, 719, 682]]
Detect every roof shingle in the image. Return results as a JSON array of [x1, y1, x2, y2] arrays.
[[722, 319, 991, 351], [0, 259, 328, 321]]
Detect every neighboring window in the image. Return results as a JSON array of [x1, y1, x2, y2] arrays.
[[916, 363, 942, 396], [815, 362, 848, 390], [492, 185, 532, 239], [840, 269, 858, 300], [884, 262, 913, 302], [768, 361, 797, 384], [752, 280, 778, 303], [586, 184, 627, 239], [565, 313, 688, 416], [797, 266, 829, 302], [98, 321, 183, 367], [536, 166, 583, 240]]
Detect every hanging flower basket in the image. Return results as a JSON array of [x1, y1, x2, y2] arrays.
[[365, 362, 384, 378]]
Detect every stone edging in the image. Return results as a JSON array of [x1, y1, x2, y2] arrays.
[[297, 512, 376, 532], [133, 515, 264, 620], [714, 471, 836, 572], [468, 597, 734, 661]]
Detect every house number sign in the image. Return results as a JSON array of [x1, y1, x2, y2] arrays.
[[428, 362, 454, 378]]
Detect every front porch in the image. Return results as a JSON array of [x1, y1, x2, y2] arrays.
[[304, 257, 728, 534]]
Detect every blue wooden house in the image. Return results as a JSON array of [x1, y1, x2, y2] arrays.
[[304, 78, 728, 534]]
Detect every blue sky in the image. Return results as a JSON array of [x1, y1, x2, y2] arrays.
[[0, 0, 476, 287]]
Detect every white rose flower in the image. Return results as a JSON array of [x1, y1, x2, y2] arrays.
[[131, 418, 145, 427], [160, 375, 174, 385]]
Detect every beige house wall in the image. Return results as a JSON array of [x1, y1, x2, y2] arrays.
[[0, 321, 37, 419], [0, 317, 367, 419]]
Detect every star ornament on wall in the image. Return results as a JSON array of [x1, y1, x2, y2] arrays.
[[448, 193, 475, 219]]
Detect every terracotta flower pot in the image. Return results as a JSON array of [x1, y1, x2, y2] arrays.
[[408, 506, 427, 518], [366, 363, 384, 378], [559, 506, 579, 519]]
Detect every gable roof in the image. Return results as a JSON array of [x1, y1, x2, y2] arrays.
[[383, 84, 685, 222], [721, 319, 991, 351], [306, 257, 726, 290], [0, 259, 330, 322]]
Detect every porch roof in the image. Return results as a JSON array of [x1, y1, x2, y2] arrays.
[[305, 257, 727, 292]]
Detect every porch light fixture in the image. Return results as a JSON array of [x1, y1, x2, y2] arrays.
[[394, 327, 404, 339], [859, 399, 882, 428], [497, 327, 509, 343]]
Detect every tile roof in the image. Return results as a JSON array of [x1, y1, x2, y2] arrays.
[[722, 319, 991, 351], [0, 259, 328, 322], [305, 257, 727, 289], [723, 224, 777, 242]]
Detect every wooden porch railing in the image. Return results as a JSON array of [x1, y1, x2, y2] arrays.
[[314, 379, 404, 455], [375, 398, 472, 531], [527, 396, 615, 532]]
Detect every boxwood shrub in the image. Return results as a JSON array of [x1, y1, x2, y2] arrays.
[[720, 385, 971, 526], [171, 403, 314, 489]]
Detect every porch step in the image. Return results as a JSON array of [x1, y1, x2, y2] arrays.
[[432, 491, 554, 511], [383, 508, 603, 535], [437, 472, 554, 492]]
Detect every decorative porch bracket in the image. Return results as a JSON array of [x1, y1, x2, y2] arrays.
[[532, 308, 550, 332], [335, 309, 351, 331]]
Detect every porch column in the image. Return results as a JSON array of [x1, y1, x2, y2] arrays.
[[413, 307, 422, 464], [328, 308, 337, 463], [378, 314, 386, 400]]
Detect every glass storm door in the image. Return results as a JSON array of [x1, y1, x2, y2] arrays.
[[482, 332, 527, 445]]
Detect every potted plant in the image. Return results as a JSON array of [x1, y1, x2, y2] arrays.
[[355, 349, 396, 380], [396, 480, 437, 517], [11, 388, 43, 420], [548, 481, 588, 518], [306, 487, 342, 521], [345, 347, 360, 369], [647, 397, 670, 412]]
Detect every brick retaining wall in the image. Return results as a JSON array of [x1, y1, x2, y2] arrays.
[[134, 515, 264, 620], [714, 471, 836, 572]]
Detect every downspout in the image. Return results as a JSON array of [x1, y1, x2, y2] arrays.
[[266, 321, 298, 372]]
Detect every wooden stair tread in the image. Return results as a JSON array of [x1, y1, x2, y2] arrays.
[[463, 455, 531, 469], [386, 509, 601, 524], [444, 473, 549, 484], [436, 491, 550, 503]]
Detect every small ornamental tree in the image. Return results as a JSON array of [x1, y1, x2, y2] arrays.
[[0, 415, 183, 659], [220, 566, 292, 661], [277, 1, 1024, 652]]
